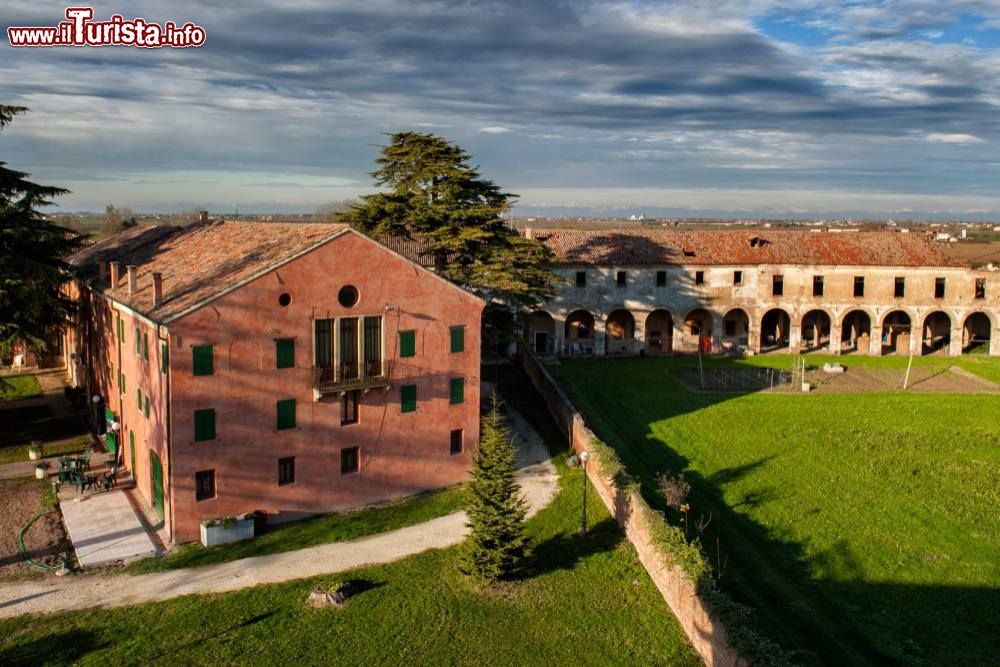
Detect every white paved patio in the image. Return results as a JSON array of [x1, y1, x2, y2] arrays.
[[60, 490, 157, 567]]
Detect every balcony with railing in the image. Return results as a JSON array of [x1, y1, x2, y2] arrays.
[[312, 360, 390, 395]]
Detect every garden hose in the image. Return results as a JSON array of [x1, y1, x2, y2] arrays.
[[18, 510, 68, 572]]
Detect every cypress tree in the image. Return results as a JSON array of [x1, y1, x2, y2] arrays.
[[462, 397, 529, 582]]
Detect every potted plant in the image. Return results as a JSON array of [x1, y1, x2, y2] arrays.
[[200, 513, 255, 547], [34, 461, 48, 480], [27, 441, 42, 460]]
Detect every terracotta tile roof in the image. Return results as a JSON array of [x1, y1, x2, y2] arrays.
[[69, 220, 348, 322], [533, 229, 966, 268]]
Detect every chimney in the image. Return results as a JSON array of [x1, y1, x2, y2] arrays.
[[152, 272, 163, 308], [127, 265, 138, 295], [98, 261, 107, 283], [199, 210, 209, 223], [109, 262, 121, 289]]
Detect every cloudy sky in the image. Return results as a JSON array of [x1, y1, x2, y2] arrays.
[[3, 1, 1000, 219]]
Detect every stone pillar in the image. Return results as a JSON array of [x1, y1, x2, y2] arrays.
[[908, 329, 921, 357], [553, 317, 565, 357], [633, 311, 647, 356], [711, 314, 724, 355], [789, 322, 801, 354], [991, 326, 1000, 357], [948, 326, 963, 357], [749, 315, 761, 355], [869, 326, 882, 356], [830, 320, 842, 356], [595, 317, 607, 357]]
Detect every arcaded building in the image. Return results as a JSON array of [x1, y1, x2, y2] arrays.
[[65, 220, 483, 543], [524, 229, 998, 358]]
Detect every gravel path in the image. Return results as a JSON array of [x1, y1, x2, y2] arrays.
[[0, 404, 557, 619]]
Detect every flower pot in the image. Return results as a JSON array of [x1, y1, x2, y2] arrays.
[[35, 465, 47, 480], [200, 517, 255, 547], [28, 449, 41, 461]]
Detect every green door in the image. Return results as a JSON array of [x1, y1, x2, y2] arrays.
[[129, 431, 136, 476], [149, 451, 164, 520]]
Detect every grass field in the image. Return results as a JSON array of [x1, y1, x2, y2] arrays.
[[0, 435, 92, 466], [553, 355, 1000, 665], [0, 374, 42, 402], [0, 368, 698, 666], [126, 485, 468, 573]]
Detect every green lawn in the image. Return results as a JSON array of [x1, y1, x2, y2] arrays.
[[554, 356, 1000, 665], [0, 435, 92, 466], [126, 485, 468, 573], [0, 374, 42, 402], [0, 367, 698, 666]]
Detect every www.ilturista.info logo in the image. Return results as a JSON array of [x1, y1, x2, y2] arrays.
[[7, 7, 206, 48]]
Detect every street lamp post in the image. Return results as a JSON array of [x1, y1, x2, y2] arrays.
[[579, 450, 590, 535]]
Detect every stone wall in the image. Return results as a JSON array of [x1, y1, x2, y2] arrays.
[[521, 352, 747, 667]]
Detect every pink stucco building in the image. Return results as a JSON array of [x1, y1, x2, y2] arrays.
[[65, 220, 483, 543]]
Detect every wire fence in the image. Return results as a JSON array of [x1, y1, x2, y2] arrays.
[[671, 366, 795, 392]]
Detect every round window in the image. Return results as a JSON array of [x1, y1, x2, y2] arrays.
[[278, 293, 291, 307], [338, 285, 359, 308]]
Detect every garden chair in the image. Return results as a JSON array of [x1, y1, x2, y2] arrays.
[[101, 466, 118, 491]]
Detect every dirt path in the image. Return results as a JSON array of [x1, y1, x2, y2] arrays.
[[0, 404, 557, 619]]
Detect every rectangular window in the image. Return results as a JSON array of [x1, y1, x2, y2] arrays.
[[278, 457, 295, 486], [399, 330, 416, 358], [118, 316, 124, 343], [975, 278, 986, 300], [192, 345, 214, 376], [934, 277, 946, 299], [401, 384, 417, 413], [733, 270, 743, 285], [275, 339, 295, 369], [340, 317, 359, 379], [450, 326, 465, 353], [142, 332, 149, 361], [616, 270, 627, 287], [314, 319, 333, 370], [894, 277, 905, 298], [772, 275, 784, 296], [813, 275, 824, 297], [137, 387, 142, 410], [194, 409, 216, 441], [341, 390, 359, 425], [135, 326, 142, 355], [144, 396, 150, 419], [364, 316, 382, 376], [575, 271, 586, 287], [655, 270, 667, 287], [854, 276, 865, 297], [695, 271, 705, 285], [160, 342, 169, 374], [449, 378, 465, 405], [341, 446, 360, 475], [450, 429, 463, 456], [276, 399, 296, 430], [195, 470, 215, 501], [119, 371, 125, 394]]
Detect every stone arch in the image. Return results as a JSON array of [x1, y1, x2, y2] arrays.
[[921, 311, 952, 355], [645, 309, 674, 355], [880, 309, 912, 355], [605, 309, 637, 356], [526, 310, 556, 356], [564, 309, 596, 356], [760, 308, 791, 352], [683, 308, 713, 353], [962, 312, 993, 353], [722, 308, 750, 353], [800, 309, 832, 352], [840, 309, 872, 354]]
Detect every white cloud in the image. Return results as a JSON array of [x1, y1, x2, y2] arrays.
[[478, 126, 513, 134], [926, 133, 987, 144]]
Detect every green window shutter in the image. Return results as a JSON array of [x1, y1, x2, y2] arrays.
[[120, 372, 125, 394], [161, 342, 169, 374], [399, 331, 416, 358], [135, 326, 142, 355], [143, 333, 149, 361], [194, 409, 216, 441], [275, 339, 295, 369], [144, 396, 150, 419], [118, 317, 124, 343], [449, 378, 465, 405], [449, 326, 465, 353], [137, 387, 142, 410], [192, 345, 213, 376], [401, 385, 417, 413], [276, 399, 296, 430]]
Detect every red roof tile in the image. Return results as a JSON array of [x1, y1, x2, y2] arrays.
[[533, 229, 965, 268]]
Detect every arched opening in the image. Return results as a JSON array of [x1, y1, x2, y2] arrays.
[[760, 308, 790, 352], [881, 310, 911, 355], [922, 311, 951, 355], [684, 309, 713, 354], [645, 309, 674, 355], [801, 310, 832, 352], [722, 308, 750, 354], [840, 310, 872, 354], [526, 311, 555, 356], [605, 309, 637, 356], [564, 310, 595, 356], [963, 312, 992, 353]]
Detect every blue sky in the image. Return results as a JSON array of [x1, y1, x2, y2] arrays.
[[3, 1, 1000, 219]]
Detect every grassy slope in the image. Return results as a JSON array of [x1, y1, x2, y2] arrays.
[[127, 486, 468, 573], [0, 375, 42, 402], [0, 366, 698, 666], [554, 357, 1000, 665], [0, 435, 91, 466]]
